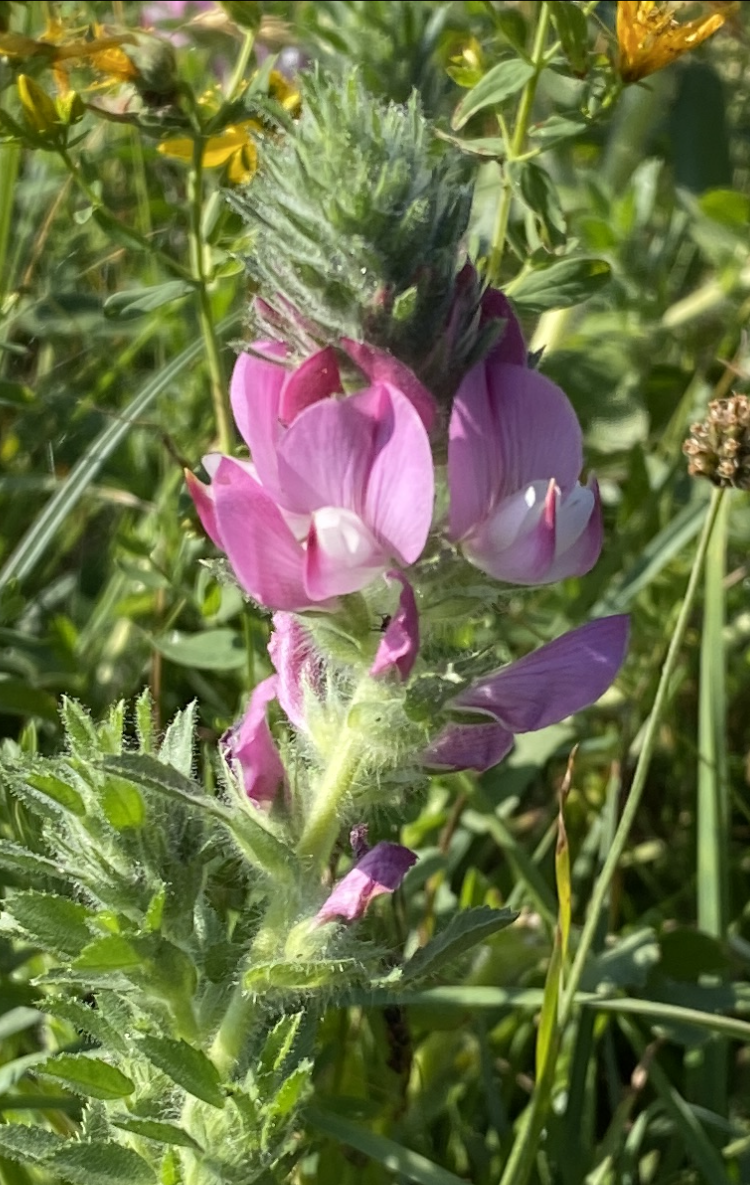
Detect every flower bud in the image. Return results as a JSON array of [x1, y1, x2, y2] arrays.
[[17, 74, 59, 135]]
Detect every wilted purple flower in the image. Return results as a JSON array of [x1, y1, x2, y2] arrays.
[[424, 616, 629, 772], [316, 841, 417, 924], [370, 572, 419, 681], [188, 346, 435, 611], [221, 676, 285, 806], [448, 358, 602, 585]]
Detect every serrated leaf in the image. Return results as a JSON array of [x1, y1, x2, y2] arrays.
[[135, 688, 155, 754], [24, 771, 85, 815], [51, 1141, 156, 1185], [41, 997, 129, 1054], [103, 281, 194, 320], [39, 1054, 135, 1100], [0, 838, 70, 881], [72, 934, 143, 972], [101, 778, 145, 830], [507, 256, 611, 313], [452, 58, 535, 130], [158, 702, 196, 776], [259, 1013, 304, 1079], [4, 890, 93, 956], [61, 697, 99, 757], [401, 907, 518, 983], [0, 1123, 64, 1165], [137, 1035, 225, 1109], [109, 1116, 202, 1151], [266, 1060, 312, 1122]]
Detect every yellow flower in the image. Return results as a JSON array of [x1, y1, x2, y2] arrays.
[[616, 0, 738, 83], [159, 122, 259, 185]]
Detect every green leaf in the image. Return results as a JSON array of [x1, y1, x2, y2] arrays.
[[0, 839, 70, 881], [515, 160, 567, 248], [0, 679, 57, 719], [135, 688, 156, 754], [507, 256, 611, 313], [103, 281, 195, 319], [259, 1013, 304, 1079], [109, 1116, 202, 1151], [0, 1006, 42, 1041], [72, 934, 144, 972], [306, 1108, 468, 1185], [4, 890, 93, 956], [451, 58, 535, 130], [137, 1035, 225, 1109], [266, 1059, 312, 1120], [39, 1054, 135, 1100], [158, 702, 196, 776], [151, 628, 247, 671], [60, 697, 99, 758], [51, 1141, 156, 1185], [0, 1124, 64, 1165], [528, 113, 589, 143], [101, 778, 146, 830], [548, 2, 589, 74], [536, 937, 562, 1081], [24, 771, 85, 816], [400, 907, 518, 983], [41, 997, 129, 1054]]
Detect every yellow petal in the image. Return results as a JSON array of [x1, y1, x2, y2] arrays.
[[616, 0, 736, 83], [226, 140, 258, 185], [157, 136, 194, 163]]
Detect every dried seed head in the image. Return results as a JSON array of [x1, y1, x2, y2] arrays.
[[683, 394, 750, 489]]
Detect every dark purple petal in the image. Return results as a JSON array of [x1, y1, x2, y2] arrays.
[[452, 616, 630, 731], [370, 573, 420, 680], [481, 287, 527, 366], [278, 346, 342, 426], [221, 676, 285, 807], [315, 842, 417, 924], [422, 722, 515, 772]]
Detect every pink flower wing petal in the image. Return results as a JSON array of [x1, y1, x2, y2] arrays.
[[212, 458, 317, 611], [453, 615, 630, 730], [370, 573, 420, 680]]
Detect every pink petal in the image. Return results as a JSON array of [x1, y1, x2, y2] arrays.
[[464, 479, 557, 584], [361, 385, 434, 565], [185, 469, 222, 548], [230, 344, 287, 494], [370, 573, 419, 680], [304, 508, 386, 599], [452, 616, 630, 731], [448, 363, 584, 541], [221, 676, 285, 807], [315, 842, 417, 924], [543, 475, 603, 583], [481, 288, 527, 366], [278, 346, 341, 426], [341, 339, 438, 433], [422, 722, 514, 772], [275, 390, 376, 514], [268, 613, 320, 731], [212, 458, 318, 611]]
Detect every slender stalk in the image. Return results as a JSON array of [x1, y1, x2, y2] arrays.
[[498, 486, 726, 1185], [224, 29, 256, 101], [295, 732, 364, 868], [487, 2, 552, 284], [188, 137, 232, 453]]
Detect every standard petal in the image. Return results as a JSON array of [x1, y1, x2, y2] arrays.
[[361, 385, 434, 564], [341, 338, 438, 433], [304, 508, 385, 599], [370, 573, 420, 680], [278, 346, 341, 426], [448, 361, 497, 541], [230, 344, 287, 493], [212, 458, 317, 611], [275, 389, 375, 514], [452, 615, 629, 730], [422, 722, 514, 772], [185, 468, 222, 548], [221, 675, 285, 807], [315, 841, 417, 924]]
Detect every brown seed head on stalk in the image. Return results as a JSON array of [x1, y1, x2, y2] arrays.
[[683, 394, 750, 489]]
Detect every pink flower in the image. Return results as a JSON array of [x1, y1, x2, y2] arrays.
[[267, 612, 320, 731], [188, 347, 435, 611], [316, 841, 417, 924], [424, 616, 629, 772], [370, 573, 419, 681], [448, 359, 602, 585], [221, 676, 286, 806]]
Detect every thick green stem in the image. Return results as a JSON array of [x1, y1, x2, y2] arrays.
[[296, 732, 364, 869], [487, 2, 552, 284], [498, 486, 726, 1185], [188, 138, 232, 453]]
